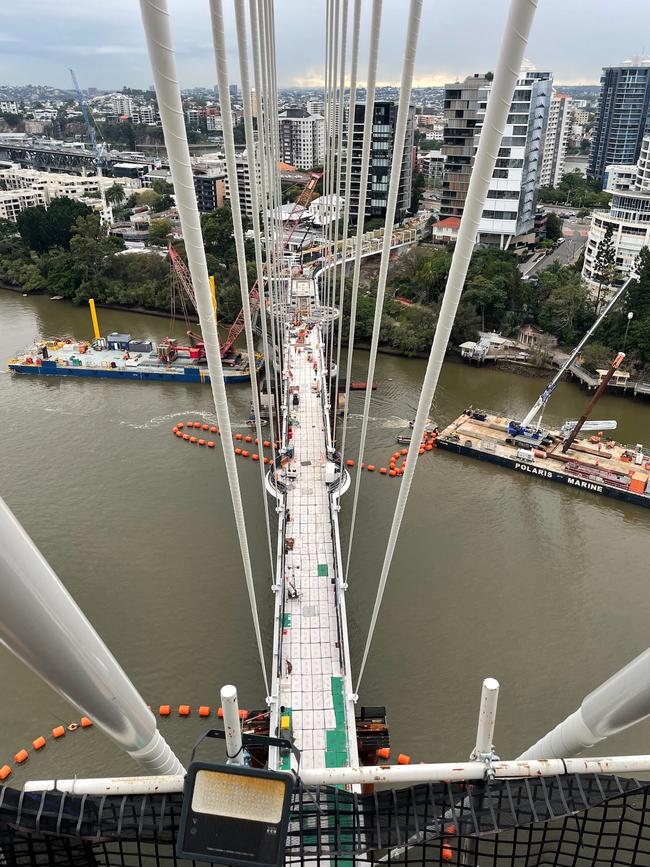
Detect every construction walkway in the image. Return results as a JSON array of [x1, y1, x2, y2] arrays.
[[269, 281, 357, 776]]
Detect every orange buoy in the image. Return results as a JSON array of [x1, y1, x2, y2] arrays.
[[242, 450, 250, 458], [193, 422, 202, 429], [172, 426, 178, 434], [360, 462, 365, 469], [252, 453, 259, 461], [254, 438, 259, 445], [444, 824, 457, 836], [199, 706, 211, 717], [235, 433, 243, 441], [0, 765, 11, 781], [397, 753, 411, 765], [81, 717, 93, 728], [210, 426, 218, 433], [189, 436, 198, 444], [418, 447, 425, 455], [389, 469, 396, 477], [182, 434, 190, 441], [177, 422, 184, 429], [198, 439, 206, 446], [367, 464, 375, 472], [346, 459, 355, 467], [207, 441, 215, 448], [263, 456, 269, 464], [202, 424, 209, 431], [176, 431, 183, 438], [389, 461, 396, 469], [400, 448, 408, 456], [442, 846, 453, 862], [397, 468, 404, 476], [32, 736, 46, 750], [14, 749, 28, 764], [393, 452, 400, 459], [52, 726, 65, 739], [245, 435, 252, 443], [379, 467, 387, 475], [263, 440, 271, 448], [376, 747, 391, 760], [159, 705, 171, 716], [425, 444, 433, 451], [235, 447, 242, 455], [239, 710, 249, 720], [178, 705, 191, 717]]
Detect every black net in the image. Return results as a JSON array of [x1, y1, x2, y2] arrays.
[[2, 774, 650, 866]]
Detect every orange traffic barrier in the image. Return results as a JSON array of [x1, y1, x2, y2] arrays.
[[159, 705, 171, 716], [397, 754, 411, 765], [52, 726, 65, 739], [32, 736, 46, 750], [252, 454, 259, 461], [81, 717, 93, 728], [0, 765, 11, 781], [178, 705, 191, 717], [207, 441, 215, 448], [198, 439, 206, 446], [199, 706, 211, 717], [14, 749, 28, 764], [376, 747, 390, 760], [235, 433, 243, 441]]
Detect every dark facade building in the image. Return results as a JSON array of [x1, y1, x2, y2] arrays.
[[193, 171, 225, 212], [588, 59, 650, 184], [341, 100, 414, 222]]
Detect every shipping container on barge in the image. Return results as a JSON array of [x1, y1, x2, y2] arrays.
[[437, 408, 650, 509]]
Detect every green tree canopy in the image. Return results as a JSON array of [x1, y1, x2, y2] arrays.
[[17, 197, 92, 254], [148, 218, 172, 246]]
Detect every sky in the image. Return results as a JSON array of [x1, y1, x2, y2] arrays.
[[0, 0, 646, 92]]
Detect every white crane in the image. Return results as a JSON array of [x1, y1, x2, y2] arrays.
[[69, 68, 112, 226]]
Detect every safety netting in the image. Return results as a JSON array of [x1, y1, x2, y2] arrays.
[[2, 773, 650, 866]]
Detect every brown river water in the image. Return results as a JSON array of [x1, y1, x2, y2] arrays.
[[0, 288, 649, 783]]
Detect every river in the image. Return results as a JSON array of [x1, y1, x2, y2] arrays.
[[1, 288, 649, 783]]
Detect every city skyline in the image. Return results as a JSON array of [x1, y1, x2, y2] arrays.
[[0, 0, 646, 91]]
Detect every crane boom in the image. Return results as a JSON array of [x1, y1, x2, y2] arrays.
[[514, 275, 634, 433], [69, 68, 112, 225]]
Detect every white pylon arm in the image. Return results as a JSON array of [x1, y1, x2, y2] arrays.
[[519, 646, 650, 759], [355, 0, 540, 693], [138, 0, 268, 695]]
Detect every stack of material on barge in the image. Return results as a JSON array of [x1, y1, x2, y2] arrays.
[[437, 408, 650, 508]]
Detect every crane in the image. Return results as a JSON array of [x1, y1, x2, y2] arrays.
[[509, 274, 634, 438], [69, 68, 112, 225]]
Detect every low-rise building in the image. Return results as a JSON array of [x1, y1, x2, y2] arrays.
[[582, 134, 650, 302], [430, 215, 460, 244], [0, 188, 46, 221], [193, 170, 226, 211]]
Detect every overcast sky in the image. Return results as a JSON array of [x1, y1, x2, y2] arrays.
[[0, 0, 646, 91]]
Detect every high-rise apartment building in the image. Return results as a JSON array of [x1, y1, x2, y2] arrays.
[[112, 94, 134, 119], [588, 58, 650, 184], [441, 67, 552, 248], [341, 100, 414, 222], [582, 134, 650, 302], [540, 91, 571, 187], [278, 108, 325, 170]]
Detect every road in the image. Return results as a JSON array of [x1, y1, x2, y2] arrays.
[[522, 215, 590, 277]]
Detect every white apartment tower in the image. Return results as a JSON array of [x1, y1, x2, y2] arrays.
[[112, 94, 134, 118], [442, 65, 552, 248], [540, 90, 571, 187], [582, 135, 650, 302], [278, 108, 325, 170]]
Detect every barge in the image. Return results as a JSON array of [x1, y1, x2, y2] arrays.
[[437, 408, 650, 509], [8, 334, 260, 386]]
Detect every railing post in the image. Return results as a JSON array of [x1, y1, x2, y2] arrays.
[[221, 684, 244, 765]]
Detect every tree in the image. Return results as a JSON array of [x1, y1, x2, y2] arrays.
[[152, 193, 174, 212], [410, 170, 426, 213], [148, 218, 172, 246], [580, 341, 613, 374], [105, 184, 126, 207], [152, 178, 174, 196], [592, 223, 617, 313], [545, 212, 562, 242], [201, 203, 251, 266], [464, 274, 508, 332], [17, 198, 92, 254]]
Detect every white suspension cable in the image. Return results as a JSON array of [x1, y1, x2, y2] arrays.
[[348, 0, 423, 680], [232, 0, 277, 578], [138, 0, 268, 695], [341, 0, 382, 578], [331, 0, 354, 440], [355, 0, 539, 693]]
